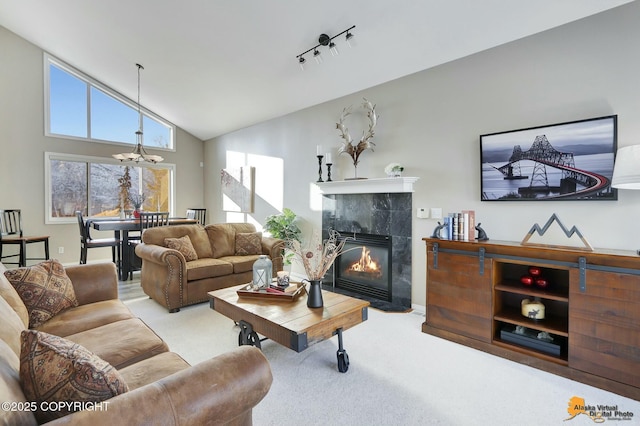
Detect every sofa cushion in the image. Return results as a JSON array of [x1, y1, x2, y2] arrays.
[[186, 258, 234, 281], [219, 254, 262, 274], [206, 223, 257, 258], [0, 339, 37, 426], [0, 263, 29, 328], [35, 300, 135, 337], [235, 232, 262, 255], [118, 351, 190, 391], [63, 317, 169, 369], [142, 224, 213, 259], [164, 235, 198, 261], [20, 330, 128, 423], [4, 260, 78, 328], [0, 295, 26, 358]]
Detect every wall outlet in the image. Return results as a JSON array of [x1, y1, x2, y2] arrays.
[[58, 247, 64, 254]]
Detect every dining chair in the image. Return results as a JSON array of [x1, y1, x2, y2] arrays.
[[128, 212, 170, 279], [76, 211, 120, 265], [0, 209, 50, 267], [186, 208, 206, 225], [139, 212, 170, 230]]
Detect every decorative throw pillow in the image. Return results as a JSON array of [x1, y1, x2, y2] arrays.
[[164, 235, 198, 261], [235, 232, 262, 255], [20, 329, 128, 423], [4, 259, 78, 328]]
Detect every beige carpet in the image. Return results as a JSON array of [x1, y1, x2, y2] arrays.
[[125, 298, 640, 425]]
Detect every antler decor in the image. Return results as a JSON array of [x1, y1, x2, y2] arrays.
[[336, 98, 379, 179]]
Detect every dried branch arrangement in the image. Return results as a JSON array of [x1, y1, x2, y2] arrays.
[[287, 229, 358, 280]]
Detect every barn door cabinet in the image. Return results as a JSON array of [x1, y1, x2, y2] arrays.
[[423, 238, 640, 400]]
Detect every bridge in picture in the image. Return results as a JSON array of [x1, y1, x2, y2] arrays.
[[492, 135, 609, 199]]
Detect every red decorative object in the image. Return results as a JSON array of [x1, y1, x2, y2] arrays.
[[133, 209, 141, 218], [520, 275, 534, 286], [528, 266, 542, 276], [535, 277, 550, 289]]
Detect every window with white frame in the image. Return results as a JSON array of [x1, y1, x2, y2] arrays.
[[45, 53, 175, 150], [45, 152, 175, 223]]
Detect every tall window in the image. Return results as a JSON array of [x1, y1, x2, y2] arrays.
[[46, 153, 174, 223], [45, 53, 175, 150]]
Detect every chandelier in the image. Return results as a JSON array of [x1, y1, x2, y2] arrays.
[[113, 63, 164, 164]]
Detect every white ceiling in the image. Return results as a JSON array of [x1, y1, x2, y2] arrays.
[[0, 0, 634, 141]]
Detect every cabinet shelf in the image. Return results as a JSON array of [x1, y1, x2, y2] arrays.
[[493, 340, 568, 365], [494, 307, 568, 336], [495, 281, 568, 302]]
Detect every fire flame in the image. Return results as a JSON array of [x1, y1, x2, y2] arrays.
[[347, 246, 382, 278]]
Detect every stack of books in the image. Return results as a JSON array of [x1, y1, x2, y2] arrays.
[[440, 210, 475, 241]]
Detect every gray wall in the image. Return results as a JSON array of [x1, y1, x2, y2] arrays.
[[0, 26, 205, 265], [205, 2, 640, 310]]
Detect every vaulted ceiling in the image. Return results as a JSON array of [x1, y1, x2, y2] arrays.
[[0, 1, 634, 140]]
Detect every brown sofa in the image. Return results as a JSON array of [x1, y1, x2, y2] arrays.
[[0, 261, 272, 425], [135, 223, 284, 312]]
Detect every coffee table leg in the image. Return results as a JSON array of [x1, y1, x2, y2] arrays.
[[336, 328, 349, 373], [238, 320, 261, 349]]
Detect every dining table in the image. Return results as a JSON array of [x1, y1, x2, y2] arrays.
[[92, 217, 198, 281]]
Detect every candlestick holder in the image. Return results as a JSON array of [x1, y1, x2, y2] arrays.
[[326, 163, 333, 182], [317, 155, 324, 182]]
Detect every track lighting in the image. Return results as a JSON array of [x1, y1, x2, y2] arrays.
[[296, 25, 355, 70]]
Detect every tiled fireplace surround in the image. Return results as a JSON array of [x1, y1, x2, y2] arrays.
[[319, 178, 416, 309]]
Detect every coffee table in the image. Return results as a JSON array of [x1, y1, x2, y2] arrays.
[[208, 284, 369, 372]]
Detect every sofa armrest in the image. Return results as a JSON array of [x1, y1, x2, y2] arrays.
[[135, 243, 187, 312], [135, 242, 184, 266], [64, 263, 118, 305], [261, 237, 285, 275], [47, 346, 273, 426]]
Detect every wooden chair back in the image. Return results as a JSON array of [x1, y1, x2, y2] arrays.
[[0, 209, 24, 238], [186, 208, 206, 225], [139, 212, 170, 230]]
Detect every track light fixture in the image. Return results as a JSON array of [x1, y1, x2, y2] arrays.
[[296, 25, 355, 69]]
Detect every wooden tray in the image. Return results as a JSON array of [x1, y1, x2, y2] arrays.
[[236, 282, 306, 301]]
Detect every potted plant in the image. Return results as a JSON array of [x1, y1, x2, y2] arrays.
[[384, 163, 404, 177], [264, 208, 301, 266], [129, 192, 146, 218]]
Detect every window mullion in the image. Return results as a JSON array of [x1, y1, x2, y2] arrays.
[[86, 162, 91, 216], [86, 81, 91, 140]]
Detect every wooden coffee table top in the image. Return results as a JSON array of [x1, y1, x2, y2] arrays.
[[208, 284, 369, 352]]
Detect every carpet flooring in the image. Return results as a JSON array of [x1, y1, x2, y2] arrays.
[[124, 297, 640, 426]]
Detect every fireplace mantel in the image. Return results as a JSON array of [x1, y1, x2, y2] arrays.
[[316, 177, 419, 195]]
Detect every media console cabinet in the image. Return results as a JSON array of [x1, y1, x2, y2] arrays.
[[422, 238, 639, 400]]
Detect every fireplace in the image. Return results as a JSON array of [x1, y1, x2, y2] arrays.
[[321, 192, 413, 310], [335, 233, 392, 302]]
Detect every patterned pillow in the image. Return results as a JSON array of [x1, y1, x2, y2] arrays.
[[20, 330, 128, 423], [4, 259, 78, 328], [235, 232, 262, 255], [164, 235, 198, 261]]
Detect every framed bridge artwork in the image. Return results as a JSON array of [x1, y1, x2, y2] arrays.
[[480, 115, 617, 201]]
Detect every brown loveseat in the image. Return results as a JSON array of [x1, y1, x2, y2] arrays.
[[135, 223, 284, 312], [0, 261, 272, 425]]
